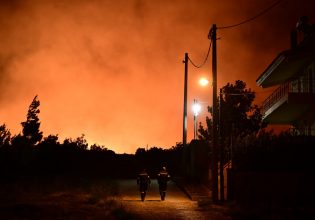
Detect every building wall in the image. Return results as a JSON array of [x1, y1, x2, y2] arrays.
[[291, 61, 315, 93], [262, 61, 315, 130]]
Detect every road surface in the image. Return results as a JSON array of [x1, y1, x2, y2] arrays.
[[117, 179, 231, 220]]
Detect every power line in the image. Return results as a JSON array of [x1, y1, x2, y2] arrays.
[[218, 0, 283, 30], [188, 39, 212, 68]]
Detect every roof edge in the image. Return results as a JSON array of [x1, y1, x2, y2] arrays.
[[256, 51, 288, 87]]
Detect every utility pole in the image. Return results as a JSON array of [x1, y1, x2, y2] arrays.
[[183, 53, 188, 148], [219, 88, 224, 201], [209, 24, 219, 202], [182, 53, 189, 177]]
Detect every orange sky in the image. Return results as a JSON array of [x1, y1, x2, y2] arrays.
[[0, 0, 314, 153]]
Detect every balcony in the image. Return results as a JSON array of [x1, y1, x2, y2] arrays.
[[262, 79, 315, 124]]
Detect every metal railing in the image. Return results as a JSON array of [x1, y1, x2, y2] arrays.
[[262, 79, 315, 115], [289, 127, 315, 136]]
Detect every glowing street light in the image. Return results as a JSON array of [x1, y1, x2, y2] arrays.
[[192, 100, 201, 116], [192, 99, 201, 139], [199, 78, 209, 87]]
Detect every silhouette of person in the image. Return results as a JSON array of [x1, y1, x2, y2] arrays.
[[157, 166, 171, 201], [137, 169, 151, 201]]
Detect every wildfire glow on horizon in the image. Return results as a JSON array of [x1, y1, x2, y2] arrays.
[[0, 0, 314, 153]]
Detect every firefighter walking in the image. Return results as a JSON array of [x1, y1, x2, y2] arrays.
[[157, 167, 170, 201], [137, 169, 151, 201]]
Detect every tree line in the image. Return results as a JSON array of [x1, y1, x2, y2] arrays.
[[1, 80, 314, 181], [0, 96, 182, 180]]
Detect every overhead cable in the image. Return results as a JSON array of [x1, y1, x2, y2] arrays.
[[218, 0, 283, 30], [188, 39, 212, 68]]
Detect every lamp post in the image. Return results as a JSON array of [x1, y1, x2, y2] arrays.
[[192, 99, 201, 140]]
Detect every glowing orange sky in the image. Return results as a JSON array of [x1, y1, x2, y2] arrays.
[[0, 0, 314, 153]]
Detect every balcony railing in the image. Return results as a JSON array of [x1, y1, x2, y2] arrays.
[[262, 79, 315, 115], [289, 127, 315, 136]]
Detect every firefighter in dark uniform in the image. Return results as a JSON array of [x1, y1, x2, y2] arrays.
[[157, 166, 170, 201], [137, 169, 151, 201]]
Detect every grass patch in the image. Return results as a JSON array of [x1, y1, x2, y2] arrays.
[[0, 176, 130, 220]]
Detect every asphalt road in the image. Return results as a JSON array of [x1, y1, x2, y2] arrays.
[[117, 179, 231, 220]]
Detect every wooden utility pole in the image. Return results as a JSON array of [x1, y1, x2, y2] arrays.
[[219, 88, 224, 201], [209, 24, 219, 202], [182, 53, 189, 177], [183, 53, 188, 149]]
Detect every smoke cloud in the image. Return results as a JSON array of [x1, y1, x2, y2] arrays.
[[0, 0, 314, 153]]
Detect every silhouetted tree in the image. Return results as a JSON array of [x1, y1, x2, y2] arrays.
[[74, 134, 88, 150], [198, 80, 266, 164], [21, 95, 43, 145], [63, 134, 88, 151], [199, 80, 265, 141], [90, 144, 107, 152], [38, 134, 61, 152], [11, 134, 28, 150], [41, 134, 60, 146], [0, 124, 11, 147], [221, 80, 266, 138], [135, 148, 146, 156]]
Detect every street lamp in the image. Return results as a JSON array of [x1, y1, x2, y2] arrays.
[[199, 77, 209, 87], [192, 99, 201, 140]]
